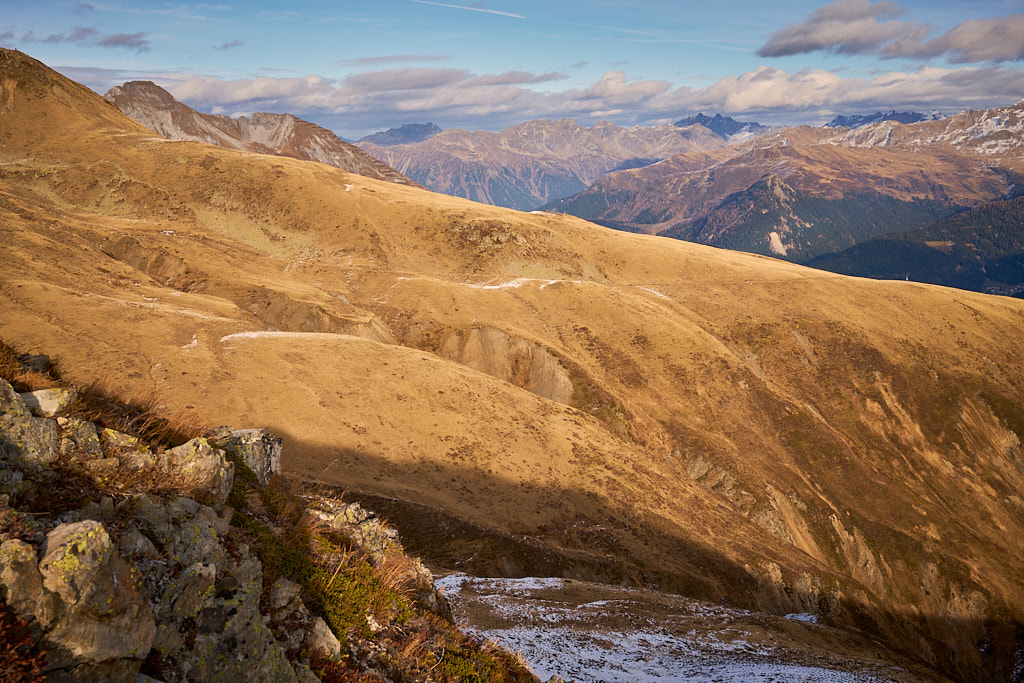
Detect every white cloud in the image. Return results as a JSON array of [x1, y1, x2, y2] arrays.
[[78, 62, 1020, 137], [759, 0, 916, 57], [760, 0, 1024, 63]]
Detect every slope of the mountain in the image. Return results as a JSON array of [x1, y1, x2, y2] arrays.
[[824, 110, 946, 129], [357, 118, 726, 210], [547, 103, 1024, 262], [3, 49, 1024, 682], [104, 80, 419, 187], [674, 112, 770, 140], [807, 195, 1024, 297], [358, 122, 442, 146]]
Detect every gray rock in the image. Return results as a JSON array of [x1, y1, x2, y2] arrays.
[[101, 429, 157, 469], [212, 427, 281, 486], [0, 538, 61, 629], [19, 354, 51, 374], [58, 418, 103, 457], [303, 616, 341, 659], [167, 562, 217, 621], [14, 521, 157, 676], [19, 387, 78, 418], [119, 524, 160, 559], [0, 378, 31, 419], [1, 380, 59, 467], [162, 438, 234, 506]]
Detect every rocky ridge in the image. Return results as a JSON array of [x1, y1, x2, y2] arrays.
[[0, 349, 536, 682], [357, 118, 726, 210], [104, 81, 419, 188]]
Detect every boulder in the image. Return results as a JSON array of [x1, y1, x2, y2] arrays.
[[212, 427, 281, 486], [1, 379, 59, 467], [19, 387, 78, 418], [0, 521, 157, 681], [57, 418, 103, 457], [161, 438, 234, 506], [303, 616, 342, 659]]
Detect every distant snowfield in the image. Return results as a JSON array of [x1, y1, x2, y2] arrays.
[[435, 574, 914, 683]]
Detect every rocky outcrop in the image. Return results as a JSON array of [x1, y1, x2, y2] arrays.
[[104, 80, 419, 188], [211, 426, 281, 486], [0, 372, 522, 683]]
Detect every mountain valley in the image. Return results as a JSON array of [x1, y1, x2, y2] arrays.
[[547, 104, 1024, 267], [3, 48, 1024, 682]]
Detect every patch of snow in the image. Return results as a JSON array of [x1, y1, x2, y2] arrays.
[[439, 575, 884, 683], [182, 334, 198, 350]]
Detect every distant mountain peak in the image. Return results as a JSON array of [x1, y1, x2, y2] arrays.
[[104, 81, 418, 187], [104, 80, 179, 109], [358, 122, 442, 146], [674, 113, 769, 140], [824, 110, 946, 129]]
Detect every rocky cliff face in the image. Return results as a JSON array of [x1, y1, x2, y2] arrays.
[[358, 118, 726, 210], [104, 81, 419, 188]]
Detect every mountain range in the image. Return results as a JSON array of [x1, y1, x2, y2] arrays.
[[104, 80, 418, 187], [824, 110, 947, 129], [546, 104, 1024, 263], [356, 118, 727, 210], [3, 48, 1024, 682], [674, 112, 771, 140], [358, 122, 443, 146]]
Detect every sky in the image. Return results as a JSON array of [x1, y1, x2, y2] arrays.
[[3, 1, 1024, 138]]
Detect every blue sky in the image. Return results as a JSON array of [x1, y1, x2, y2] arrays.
[[3, 1, 1024, 138]]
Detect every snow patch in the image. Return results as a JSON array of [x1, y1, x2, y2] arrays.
[[439, 574, 883, 683]]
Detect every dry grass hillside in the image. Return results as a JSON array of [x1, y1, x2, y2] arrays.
[[2, 49, 1024, 681]]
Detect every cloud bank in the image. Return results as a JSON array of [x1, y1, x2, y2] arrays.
[[760, 0, 1024, 63], [137, 63, 1024, 136]]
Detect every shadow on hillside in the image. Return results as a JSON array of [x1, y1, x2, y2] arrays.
[[277, 435, 1022, 683]]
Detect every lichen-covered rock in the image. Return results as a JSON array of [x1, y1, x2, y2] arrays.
[[0, 522, 158, 681], [0, 378, 31, 418], [20, 387, 78, 418], [57, 417, 102, 457], [38, 521, 155, 671], [0, 538, 61, 629], [306, 500, 403, 562], [304, 617, 341, 659], [267, 577, 315, 654], [100, 428, 157, 469], [1, 379, 59, 467], [212, 427, 281, 486], [161, 438, 234, 505]]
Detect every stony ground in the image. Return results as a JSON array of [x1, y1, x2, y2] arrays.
[[435, 574, 950, 682]]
